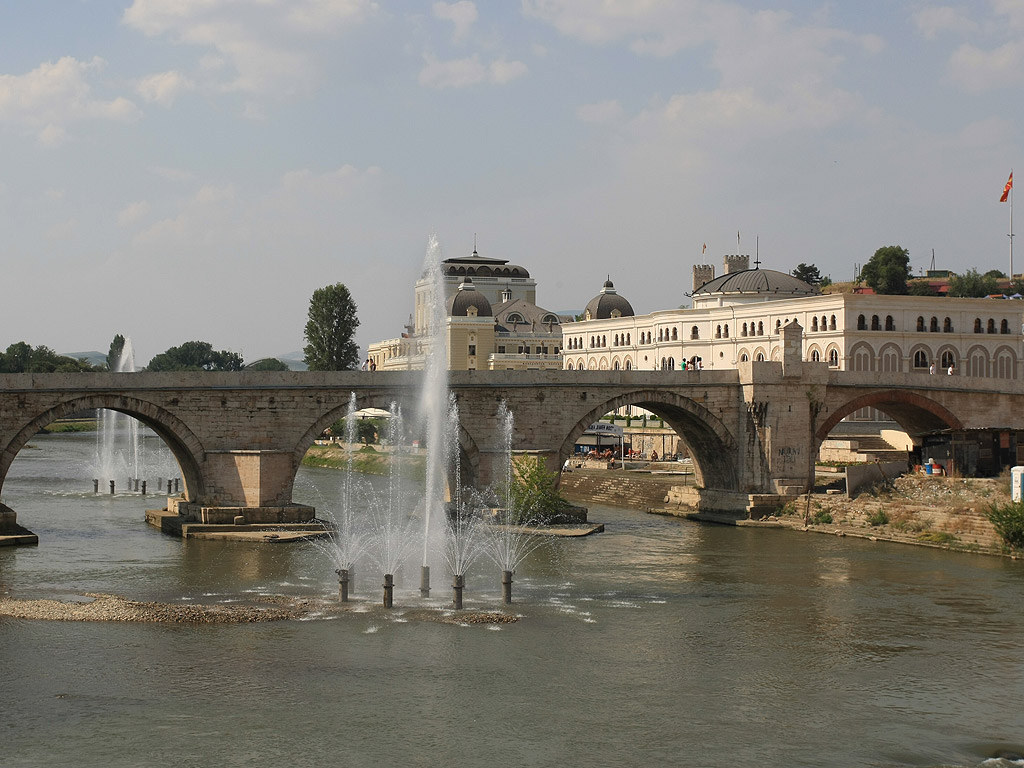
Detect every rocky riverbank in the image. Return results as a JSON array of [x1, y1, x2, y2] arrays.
[[774, 474, 1012, 555]]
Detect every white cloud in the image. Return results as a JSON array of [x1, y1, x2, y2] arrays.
[[419, 53, 527, 88], [136, 70, 194, 107], [489, 57, 527, 84], [0, 56, 140, 142], [194, 184, 236, 204], [117, 201, 151, 227], [948, 39, 1024, 91], [419, 54, 486, 88], [911, 5, 977, 39], [433, 1, 477, 40], [122, 0, 377, 96], [577, 99, 623, 124]]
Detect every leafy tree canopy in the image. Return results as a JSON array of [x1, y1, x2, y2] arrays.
[[0, 342, 100, 373], [303, 283, 360, 371], [245, 357, 290, 371], [147, 341, 244, 371], [948, 268, 999, 298], [792, 263, 823, 286], [502, 454, 570, 524], [908, 280, 938, 296], [985, 269, 1007, 279], [860, 246, 911, 295], [106, 334, 126, 371]]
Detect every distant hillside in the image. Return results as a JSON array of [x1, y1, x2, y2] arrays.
[[59, 350, 107, 368]]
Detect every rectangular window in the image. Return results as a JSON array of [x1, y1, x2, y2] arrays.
[[468, 345, 476, 356], [497, 346, 506, 354]]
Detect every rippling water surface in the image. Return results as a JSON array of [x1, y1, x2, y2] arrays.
[[2, 432, 1024, 768]]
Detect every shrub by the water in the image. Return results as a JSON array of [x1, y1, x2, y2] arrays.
[[867, 509, 889, 526], [986, 500, 1024, 550]]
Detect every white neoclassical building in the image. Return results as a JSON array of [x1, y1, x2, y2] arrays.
[[368, 248, 568, 371], [563, 255, 1024, 379]]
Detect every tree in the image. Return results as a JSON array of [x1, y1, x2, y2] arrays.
[[303, 283, 360, 371], [0, 342, 99, 373], [948, 268, 999, 298], [792, 263, 823, 286], [860, 246, 911, 294], [504, 454, 570, 524], [245, 357, 290, 371], [106, 334, 126, 371], [147, 341, 244, 371], [908, 280, 938, 296]]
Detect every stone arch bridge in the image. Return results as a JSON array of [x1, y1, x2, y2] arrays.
[[2, 360, 1023, 531]]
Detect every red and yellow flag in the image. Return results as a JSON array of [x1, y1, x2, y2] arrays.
[[1000, 171, 1013, 202]]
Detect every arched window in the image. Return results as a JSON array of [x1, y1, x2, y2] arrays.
[[672, 328, 678, 340], [811, 317, 818, 332], [740, 353, 749, 362], [625, 359, 632, 370], [857, 314, 867, 330], [821, 315, 828, 331], [917, 316, 926, 332], [913, 350, 928, 369], [715, 325, 722, 339], [829, 315, 836, 331], [614, 334, 619, 346], [758, 321, 764, 335], [943, 317, 953, 333], [668, 357, 675, 369], [974, 318, 983, 333], [723, 324, 729, 338], [941, 350, 955, 369], [602, 335, 607, 347], [988, 319, 996, 334], [828, 349, 839, 366], [885, 315, 895, 331], [871, 315, 880, 331], [691, 326, 699, 340], [590, 336, 594, 347], [613, 360, 620, 370], [1001, 319, 1010, 334], [811, 350, 821, 362], [930, 316, 939, 332], [776, 319, 782, 332], [658, 328, 663, 341], [756, 352, 766, 362], [626, 333, 631, 345]]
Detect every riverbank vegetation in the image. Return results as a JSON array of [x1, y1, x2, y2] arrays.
[[302, 443, 425, 480], [985, 499, 1024, 552], [40, 418, 99, 434]]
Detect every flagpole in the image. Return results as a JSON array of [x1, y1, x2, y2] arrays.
[[1010, 176, 1014, 279]]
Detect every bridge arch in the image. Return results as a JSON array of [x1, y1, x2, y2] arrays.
[[0, 395, 207, 501], [816, 390, 963, 443], [293, 393, 482, 491], [558, 389, 739, 491]]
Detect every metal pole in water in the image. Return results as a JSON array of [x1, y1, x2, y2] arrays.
[[134, 479, 140, 492], [501, 570, 513, 604], [383, 573, 394, 608], [336, 569, 349, 602], [452, 574, 465, 610], [141, 481, 147, 495], [109, 480, 115, 495], [93, 479, 99, 493], [174, 478, 179, 493], [420, 565, 430, 597]]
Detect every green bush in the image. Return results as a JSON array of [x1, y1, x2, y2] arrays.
[[986, 500, 1024, 549], [812, 509, 833, 525], [867, 509, 889, 526]]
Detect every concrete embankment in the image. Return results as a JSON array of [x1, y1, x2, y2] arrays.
[[559, 468, 693, 511]]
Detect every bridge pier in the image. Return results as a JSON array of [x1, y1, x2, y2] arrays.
[[0, 503, 38, 547]]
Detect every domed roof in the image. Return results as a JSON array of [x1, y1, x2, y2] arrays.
[[442, 249, 530, 279], [584, 279, 634, 320], [448, 278, 493, 317], [693, 268, 820, 297]]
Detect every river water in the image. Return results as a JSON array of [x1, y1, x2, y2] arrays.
[[2, 431, 1023, 768]]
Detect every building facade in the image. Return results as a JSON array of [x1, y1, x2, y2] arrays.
[[563, 255, 1024, 380], [368, 248, 569, 371]]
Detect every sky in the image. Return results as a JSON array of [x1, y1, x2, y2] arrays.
[[1, 0, 1022, 365]]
